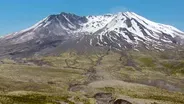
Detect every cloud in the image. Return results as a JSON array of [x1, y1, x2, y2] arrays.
[[110, 6, 128, 14]]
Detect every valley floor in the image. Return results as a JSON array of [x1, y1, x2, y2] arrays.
[[0, 50, 184, 104]]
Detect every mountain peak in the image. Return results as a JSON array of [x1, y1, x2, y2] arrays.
[[60, 12, 81, 17], [60, 12, 72, 15]]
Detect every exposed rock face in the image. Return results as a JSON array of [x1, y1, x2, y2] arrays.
[[94, 93, 113, 104], [94, 93, 132, 104], [114, 99, 132, 104]]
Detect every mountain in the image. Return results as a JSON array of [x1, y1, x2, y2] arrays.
[[0, 12, 184, 58]]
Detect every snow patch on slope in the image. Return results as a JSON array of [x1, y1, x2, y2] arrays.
[[76, 14, 115, 33]]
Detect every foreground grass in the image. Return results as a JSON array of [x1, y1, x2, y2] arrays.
[[0, 91, 96, 104], [98, 83, 184, 104]]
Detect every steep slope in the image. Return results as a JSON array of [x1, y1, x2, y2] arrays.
[[89, 12, 184, 50], [0, 12, 184, 58]]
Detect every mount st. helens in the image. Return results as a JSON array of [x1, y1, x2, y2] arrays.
[[0, 12, 184, 104], [0, 12, 184, 58]]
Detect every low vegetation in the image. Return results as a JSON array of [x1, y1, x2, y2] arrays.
[[0, 50, 184, 104]]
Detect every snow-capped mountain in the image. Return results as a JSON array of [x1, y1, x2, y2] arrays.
[[0, 12, 184, 58]]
